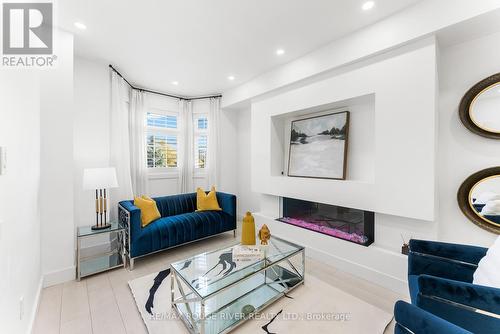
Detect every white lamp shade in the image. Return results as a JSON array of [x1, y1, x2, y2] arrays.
[[83, 167, 119, 190]]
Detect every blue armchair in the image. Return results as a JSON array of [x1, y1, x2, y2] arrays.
[[118, 192, 237, 269], [394, 301, 472, 334], [407, 239, 500, 334]]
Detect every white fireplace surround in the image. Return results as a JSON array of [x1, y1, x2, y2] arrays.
[[251, 37, 437, 222], [250, 37, 438, 293]]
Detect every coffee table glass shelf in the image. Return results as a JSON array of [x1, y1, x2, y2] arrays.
[[170, 236, 305, 334], [76, 221, 125, 280]]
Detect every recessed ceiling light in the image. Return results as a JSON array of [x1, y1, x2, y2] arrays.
[[171, 81, 179, 85], [227, 75, 235, 81], [276, 49, 285, 56], [362, 1, 375, 11], [74, 22, 87, 30]]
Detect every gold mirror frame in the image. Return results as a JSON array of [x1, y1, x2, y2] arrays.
[[457, 167, 500, 234], [459, 72, 500, 139]]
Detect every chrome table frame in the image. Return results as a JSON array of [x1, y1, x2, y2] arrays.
[[76, 222, 126, 281], [170, 237, 305, 334]]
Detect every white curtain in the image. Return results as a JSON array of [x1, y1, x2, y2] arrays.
[[129, 90, 149, 196], [179, 99, 194, 192], [109, 71, 133, 220], [207, 97, 221, 188]]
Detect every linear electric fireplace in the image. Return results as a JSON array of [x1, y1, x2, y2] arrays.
[[277, 197, 374, 246]]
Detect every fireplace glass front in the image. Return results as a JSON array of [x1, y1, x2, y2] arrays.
[[277, 197, 374, 246]]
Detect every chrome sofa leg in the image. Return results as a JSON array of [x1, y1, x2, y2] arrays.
[[129, 258, 135, 271]]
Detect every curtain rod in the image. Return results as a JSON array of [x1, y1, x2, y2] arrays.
[[108, 64, 222, 101]]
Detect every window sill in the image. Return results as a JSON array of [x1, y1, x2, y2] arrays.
[[148, 171, 179, 180]]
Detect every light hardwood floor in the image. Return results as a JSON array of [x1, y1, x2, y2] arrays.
[[33, 229, 407, 334]]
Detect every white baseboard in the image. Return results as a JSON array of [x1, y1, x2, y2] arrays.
[[42, 266, 75, 288], [305, 246, 408, 295], [27, 276, 43, 334], [254, 212, 409, 296]]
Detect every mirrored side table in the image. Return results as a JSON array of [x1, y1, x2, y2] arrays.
[[76, 221, 125, 280]]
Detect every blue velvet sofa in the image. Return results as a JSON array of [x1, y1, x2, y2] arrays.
[[118, 192, 237, 269], [406, 239, 500, 334]]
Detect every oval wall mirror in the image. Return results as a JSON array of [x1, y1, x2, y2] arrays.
[[458, 167, 500, 234], [459, 73, 500, 139]]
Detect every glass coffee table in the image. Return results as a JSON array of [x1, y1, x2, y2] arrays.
[[170, 236, 305, 334]]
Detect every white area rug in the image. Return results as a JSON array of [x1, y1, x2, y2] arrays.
[[129, 268, 393, 334]]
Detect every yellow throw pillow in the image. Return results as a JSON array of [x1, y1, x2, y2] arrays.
[[134, 196, 161, 227], [142, 195, 155, 202], [196, 186, 222, 212]]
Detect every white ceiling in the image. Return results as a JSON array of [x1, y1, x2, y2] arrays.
[[58, 0, 421, 96]]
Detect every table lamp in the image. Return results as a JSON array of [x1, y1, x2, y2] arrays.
[[83, 167, 119, 230]]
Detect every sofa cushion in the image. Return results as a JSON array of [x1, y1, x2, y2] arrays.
[[131, 210, 233, 257]]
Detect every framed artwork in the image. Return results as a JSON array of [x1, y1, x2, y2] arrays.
[[288, 111, 349, 180]]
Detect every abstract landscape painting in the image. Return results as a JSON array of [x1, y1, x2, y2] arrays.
[[288, 111, 349, 180]]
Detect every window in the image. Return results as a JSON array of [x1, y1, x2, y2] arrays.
[[145, 112, 208, 171], [195, 135, 207, 169], [147, 113, 177, 129], [194, 116, 208, 169], [197, 117, 208, 130], [147, 113, 178, 168], [147, 135, 177, 168]]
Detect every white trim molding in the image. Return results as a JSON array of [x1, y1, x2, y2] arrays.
[[27, 276, 43, 334], [42, 266, 76, 288]]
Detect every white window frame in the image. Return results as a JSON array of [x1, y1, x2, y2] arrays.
[[146, 108, 180, 179]]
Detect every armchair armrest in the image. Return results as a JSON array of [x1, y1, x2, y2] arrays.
[[118, 200, 143, 242], [418, 275, 500, 315], [394, 300, 472, 334], [410, 239, 487, 264], [216, 192, 237, 219], [408, 239, 487, 282], [417, 275, 500, 334]]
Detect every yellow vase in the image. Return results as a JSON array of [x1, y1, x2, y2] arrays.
[[241, 212, 256, 245]]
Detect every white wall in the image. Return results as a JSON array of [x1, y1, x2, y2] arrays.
[[235, 108, 261, 217], [74, 58, 111, 228], [0, 29, 75, 332], [219, 105, 239, 195], [40, 31, 75, 286], [0, 71, 42, 334], [437, 30, 500, 247]]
